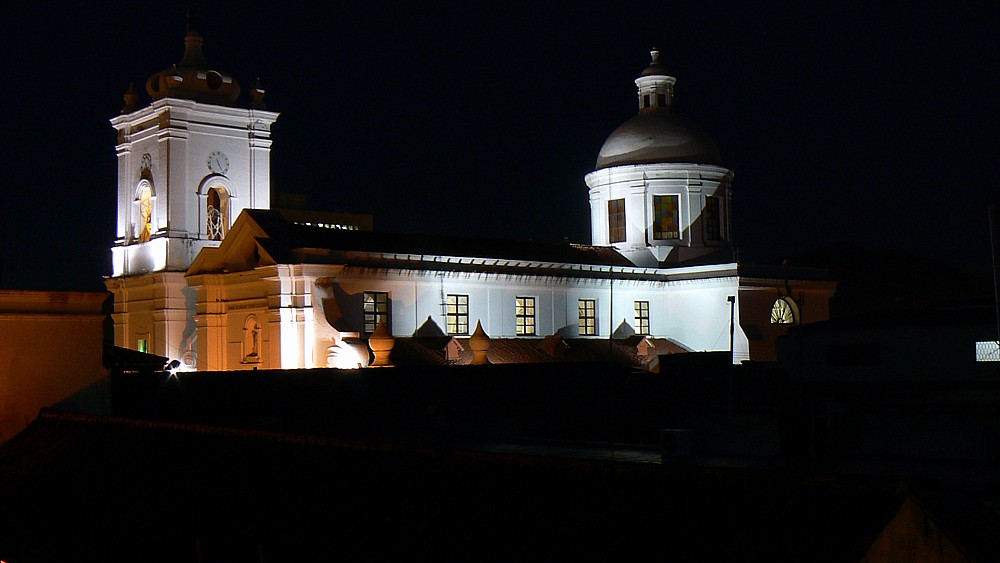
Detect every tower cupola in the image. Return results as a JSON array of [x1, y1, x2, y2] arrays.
[[145, 28, 241, 106]]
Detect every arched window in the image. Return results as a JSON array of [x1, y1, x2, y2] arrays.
[[136, 183, 153, 243], [243, 315, 261, 363], [206, 186, 228, 241], [770, 297, 798, 325]]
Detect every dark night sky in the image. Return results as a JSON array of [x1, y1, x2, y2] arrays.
[[1, 2, 997, 291]]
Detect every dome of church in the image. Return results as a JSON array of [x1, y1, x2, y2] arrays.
[[595, 112, 722, 169], [145, 29, 241, 106], [594, 50, 722, 170]]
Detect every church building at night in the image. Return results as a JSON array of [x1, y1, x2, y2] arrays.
[[105, 29, 833, 371]]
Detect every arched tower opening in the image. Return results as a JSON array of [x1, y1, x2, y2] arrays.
[[206, 186, 229, 241]]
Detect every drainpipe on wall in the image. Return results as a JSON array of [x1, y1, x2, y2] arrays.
[[609, 277, 614, 353], [989, 205, 1000, 346], [727, 294, 736, 416]]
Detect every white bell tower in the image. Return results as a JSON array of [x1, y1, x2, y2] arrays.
[[106, 25, 278, 368], [109, 28, 279, 277]]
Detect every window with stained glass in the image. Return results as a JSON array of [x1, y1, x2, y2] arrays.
[[653, 195, 679, 240]]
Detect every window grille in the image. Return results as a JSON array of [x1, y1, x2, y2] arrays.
[[976, 341, 1000, 362]]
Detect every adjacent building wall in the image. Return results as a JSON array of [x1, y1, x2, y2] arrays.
[[106, 272, 195, 369], [740, 281, 834, 362], [0, 290, 108, 443]]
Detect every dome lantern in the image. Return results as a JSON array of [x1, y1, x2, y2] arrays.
[[593, 49, 721, 170], [636, 48, 675, 113], [144, 29, 241, 107]]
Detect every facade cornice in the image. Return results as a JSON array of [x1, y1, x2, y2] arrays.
[[111, 97, 279, 129], [0, 289, 107, 304], [738, 277, 837, 290], [320, 250, 739, 282], [584, 162, 733, 186], [257, 248, 740, 284], [187, 252, 745, 288], [340, 266, 741, 290]]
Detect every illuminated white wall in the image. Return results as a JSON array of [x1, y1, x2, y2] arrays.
[[105, 272, 197, 368], [187, 260, 754, 369]]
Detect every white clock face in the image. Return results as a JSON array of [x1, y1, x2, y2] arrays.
[[207, 151, 229, 174]]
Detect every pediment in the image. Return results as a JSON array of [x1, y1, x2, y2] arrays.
[[187, 210, 275, 275]]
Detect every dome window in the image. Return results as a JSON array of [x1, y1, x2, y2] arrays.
[[653, 195, 680, 240], [608, 199, 626, 243], [704, 196, 722, 241]]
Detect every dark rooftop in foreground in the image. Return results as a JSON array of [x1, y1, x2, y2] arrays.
[[4, 352, 1000, 560], [0, 410, 902, 562]]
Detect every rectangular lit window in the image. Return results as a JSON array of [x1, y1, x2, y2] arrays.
[[446, 294, 469, 335], [515, 296, 536, 336], [137, 338, 148, 354], [364, 292, 390, 333], [634, 301, 650, 335], [608, 199, 626, 243], [653, 195, 680, 240], [976, 341, 1000, 362], [704, 196, 721, 241], [579, 299, 597, 336]]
